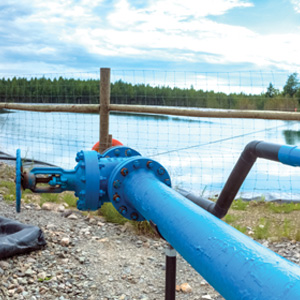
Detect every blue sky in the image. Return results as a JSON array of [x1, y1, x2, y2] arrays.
[[0, 0, 300, 90]]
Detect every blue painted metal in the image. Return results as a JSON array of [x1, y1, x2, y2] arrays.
[[113, 169, 300, 300], [108, 157, 171, 221], [278, 145, 300, 166], [15, 144, 300, 299], [15, 147, 142, 212], [15, 149, 22, 213]]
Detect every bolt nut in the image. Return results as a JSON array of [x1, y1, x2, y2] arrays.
[[130, 212, 139, 220], [114, 149, 120, 157], [119, 206, 127, 215], [157, 167, 165, 175], [125, 149, 132, 157], [76, 151, 84, 162], [113, 194, 120, 203], [147, 161, 153, 169], [121, 168, 129, 176], [113, 180, 121, 189]]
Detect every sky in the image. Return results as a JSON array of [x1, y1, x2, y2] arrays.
[[0, 0, 300, 91]]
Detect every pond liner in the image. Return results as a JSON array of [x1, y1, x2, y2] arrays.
[[0, 216, 46, 259]]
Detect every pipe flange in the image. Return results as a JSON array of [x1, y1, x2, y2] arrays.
[[101, 146, 141, 158], [108, 157, 171, 221], [16, 149, 22, 213]]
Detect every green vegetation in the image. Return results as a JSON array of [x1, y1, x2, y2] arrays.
[[253, 218, 271, 240], [268, 202, 300, 213], [0, 73, 300, 111], [231, 198, 249, 210], [99, 203, 156, 236], [224, 214, 239, 223]]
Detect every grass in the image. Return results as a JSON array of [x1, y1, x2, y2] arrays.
[[99, 203, 157, 236], [231, 198, 249, 210], [253, 218, 271, 240], [268, 202, 300, 214]]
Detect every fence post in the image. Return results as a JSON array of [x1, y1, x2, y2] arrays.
[[99, 68, 111, 153]]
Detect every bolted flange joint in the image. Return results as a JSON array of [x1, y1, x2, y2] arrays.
[[108, 157, 172, 222]]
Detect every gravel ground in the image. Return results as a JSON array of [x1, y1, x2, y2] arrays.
[[0, 197, 300, 300]]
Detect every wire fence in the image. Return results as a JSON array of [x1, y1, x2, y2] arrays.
[[1, 69, 300, 201]]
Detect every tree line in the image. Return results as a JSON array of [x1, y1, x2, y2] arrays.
[[0, 73, 299, 111]]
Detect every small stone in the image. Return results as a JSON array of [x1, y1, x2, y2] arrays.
[[16, 285, 24, 293], [25, 269, 36, 276], [176, 285, 181, 292], [60, 237, 70, 247], [99, 238, 109, 243], [42, 202, 57, 211], [57, 205, 65, 212], [200, 280, 208, 286], [0, 261, 10, 269], [202, 295, 212, 299], [180, 283, 192, 293], [89, 218, 97, 225], [67, 214, 79, 220]]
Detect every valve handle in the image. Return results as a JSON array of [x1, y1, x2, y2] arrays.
[[16, 149, 22, 213]]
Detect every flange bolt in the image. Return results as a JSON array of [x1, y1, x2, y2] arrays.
[[113, 194, 120, 203], [131, 212, 139, 220], [76, 151, 84, 162], [119, 206, 127, 215], [121, 168, 129, 176], [147, 161, 153, 169], [157, 167, 165, 175], [113, 180, 121, 189], [125, 149, 132, 157]]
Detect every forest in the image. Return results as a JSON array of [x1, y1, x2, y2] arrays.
[[0, 73, 299, 111]]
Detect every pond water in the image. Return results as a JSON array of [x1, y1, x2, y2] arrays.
[[1, 108, 300, 201]]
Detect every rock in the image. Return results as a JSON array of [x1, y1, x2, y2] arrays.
[[42, 202, 64, 212], [67, 213, 79, 220], [200, 280, 208, 286], [88, 218, 97, 225], [180, 283, 192, 293], [202, 295, 212, 299], [0, 261, 10, 269], [60, 237, 70, 247]]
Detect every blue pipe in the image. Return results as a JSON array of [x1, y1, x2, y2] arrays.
[[278, 145, 300, 166], [16, 143, 300, 299], [116, 169, 300, 300]]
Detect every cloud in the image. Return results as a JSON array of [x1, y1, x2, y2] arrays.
[[0, 0, 300, 75], [290, 0, 300, 13]]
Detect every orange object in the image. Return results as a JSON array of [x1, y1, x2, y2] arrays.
[[92, 139, 123, 152]]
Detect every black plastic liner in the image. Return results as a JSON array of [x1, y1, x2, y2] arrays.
[[0, 217, 46, 259]]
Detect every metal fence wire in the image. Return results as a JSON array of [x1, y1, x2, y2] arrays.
[[1, 69, 300, 201]]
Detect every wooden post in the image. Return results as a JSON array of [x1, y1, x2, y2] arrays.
[[99, 68, 111, 153]]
